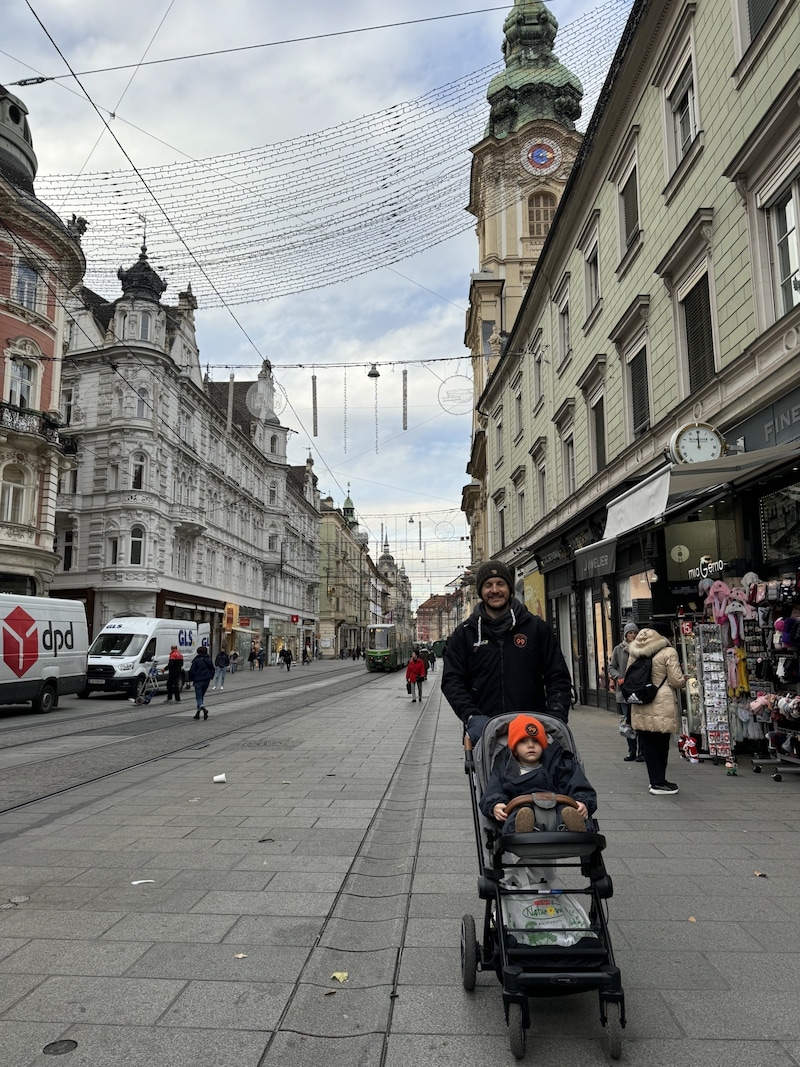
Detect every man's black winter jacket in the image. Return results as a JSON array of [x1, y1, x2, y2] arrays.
[[441, 597, 572, 726]]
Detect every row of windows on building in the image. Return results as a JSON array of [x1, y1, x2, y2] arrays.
[[53, 527, 284, 583], [486, 0, 796, 552]]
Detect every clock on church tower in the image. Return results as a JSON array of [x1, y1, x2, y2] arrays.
[[520, 136, 563, 177]]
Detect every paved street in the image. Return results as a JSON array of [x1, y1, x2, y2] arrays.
[[0, 668, 799, 1066]]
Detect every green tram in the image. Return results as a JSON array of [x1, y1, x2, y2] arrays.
[[365, 623, 413, 672]]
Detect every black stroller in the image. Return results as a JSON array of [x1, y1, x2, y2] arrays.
[[461, 713, 625, 1059]]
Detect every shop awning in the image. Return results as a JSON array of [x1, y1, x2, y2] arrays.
[[574, 441, 800, 570]]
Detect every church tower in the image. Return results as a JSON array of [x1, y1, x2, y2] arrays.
[[463, 0, 582, 569]]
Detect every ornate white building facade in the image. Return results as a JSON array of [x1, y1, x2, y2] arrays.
[[51, 249, 320, 653]]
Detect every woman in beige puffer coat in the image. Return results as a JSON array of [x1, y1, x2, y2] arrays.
[[626, 626, 686, 794]]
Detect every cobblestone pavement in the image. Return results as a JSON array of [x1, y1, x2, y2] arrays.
[[0, 669, 798, 1066]]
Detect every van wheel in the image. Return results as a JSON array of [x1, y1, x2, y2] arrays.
[[33, 684, 57, 713]]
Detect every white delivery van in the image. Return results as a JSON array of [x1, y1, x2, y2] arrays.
[[85, 617, 210, 700], [0, 594, 89, 713]]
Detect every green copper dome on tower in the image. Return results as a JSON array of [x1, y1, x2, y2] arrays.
[[485, 0, 583, 138]]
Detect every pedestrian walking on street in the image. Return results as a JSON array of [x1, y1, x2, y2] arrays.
[[188, 645, 214, 719], [626, 623, 687, 794], [257, 647, 266, 670], [248, 646, 257, 670], [230, 649, 239, 673], [442, 559, 572, 744], [165, 644, 183, 703], [406, 649, 425, 702], [212, 649, 229, 691]]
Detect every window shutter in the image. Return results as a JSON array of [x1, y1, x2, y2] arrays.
[[748, 0, 778, 37], [621, 170, 639, 245], [593, 397, 606, 470], [630, 348, 650, 438], [684, 275, 715, 393]]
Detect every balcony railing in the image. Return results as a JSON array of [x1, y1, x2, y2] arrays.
[[0, 402, 60, 444]]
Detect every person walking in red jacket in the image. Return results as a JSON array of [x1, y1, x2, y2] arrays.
[[406, 650, 426, 703]]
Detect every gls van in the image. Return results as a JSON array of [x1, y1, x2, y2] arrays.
[[85, 617, 210, 700], [0, 595, 89, 713]]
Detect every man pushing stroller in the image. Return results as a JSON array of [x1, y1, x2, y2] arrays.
[[480, 714, 597, 835]]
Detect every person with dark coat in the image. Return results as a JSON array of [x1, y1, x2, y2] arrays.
[[608, 622, 644, 761], [405, 650, 426, 702], [442, 560, 573, 744], [480, 715, 597, 833], [212, 649, 230, 691], [165, 645, 183, 703], [188, 645, 214, 719], [626, 625, 686, 794]]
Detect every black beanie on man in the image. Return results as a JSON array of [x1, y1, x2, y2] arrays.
[[475, 560, 514, 600]]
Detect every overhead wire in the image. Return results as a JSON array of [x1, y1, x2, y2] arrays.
[[28, 0, 634, 307]]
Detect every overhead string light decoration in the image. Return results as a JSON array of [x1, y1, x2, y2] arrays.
[[342, 366, 348, 453], [33, 0, 634, 308], [402, 368, 408, 431], [311, 369, 318, 437], [367, 363, 380, 453]]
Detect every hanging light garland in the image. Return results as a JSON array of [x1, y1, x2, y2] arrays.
[[311, 369, 318, 436], [367, 363, 380, 454]]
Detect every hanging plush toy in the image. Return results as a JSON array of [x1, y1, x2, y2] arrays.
[[678, 734, 700, 763], [741, 571, 760, 605], [708, 580, 731, 624]]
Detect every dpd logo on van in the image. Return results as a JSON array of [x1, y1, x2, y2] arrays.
[[2, 606, 39, 678]]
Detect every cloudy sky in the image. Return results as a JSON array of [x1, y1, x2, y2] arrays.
[[2, 0, 631, 607]]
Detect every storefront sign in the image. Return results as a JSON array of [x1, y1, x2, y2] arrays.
[[290, 614, 299, 624], [239, 617, 251, 627], [687, 556, 726, 580], [574, 539, 616, 581]]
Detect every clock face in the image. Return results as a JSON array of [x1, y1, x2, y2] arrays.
[[671, 424, 725, 463], [520, 137, 562, 176]]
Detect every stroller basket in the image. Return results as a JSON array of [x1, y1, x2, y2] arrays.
[[460, 712, 625, 1060]]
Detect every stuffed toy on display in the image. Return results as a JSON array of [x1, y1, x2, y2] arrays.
[[678, 734, 699, 763]]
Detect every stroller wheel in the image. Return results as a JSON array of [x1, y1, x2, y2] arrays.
[[460, 914, 478, 991], [508, 1001, 526, 1060], [605, 1001, 622, 1060]]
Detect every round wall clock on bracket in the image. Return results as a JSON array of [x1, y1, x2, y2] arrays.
[[668, 422, 727, 463]]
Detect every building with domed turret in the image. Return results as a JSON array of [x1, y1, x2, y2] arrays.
[[318, 493, 397, 659], [51, 248, 320, 654], [462, 0, 584, 582], [0, 84, 85, 594]]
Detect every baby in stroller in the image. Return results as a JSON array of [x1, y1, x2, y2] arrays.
[[479, 714, 597, 835]]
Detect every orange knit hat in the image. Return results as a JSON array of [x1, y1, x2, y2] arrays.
[[507, 714, 549, 752]]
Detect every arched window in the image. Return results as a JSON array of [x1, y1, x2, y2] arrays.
[[130, 524, 145, 565], [269, 483, 277, 505], [136, 387, 148, 418], [8, 360, 34, 409], [270, 434, 278, 454], [16, 263, 39, 310], [119, 312, 127, 339], [131, 453, 146, 490], [528, 193, 557, 238], [140, 313, 151, 341], [268, 531, 278, 551], [1, 465, 26, 524]]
